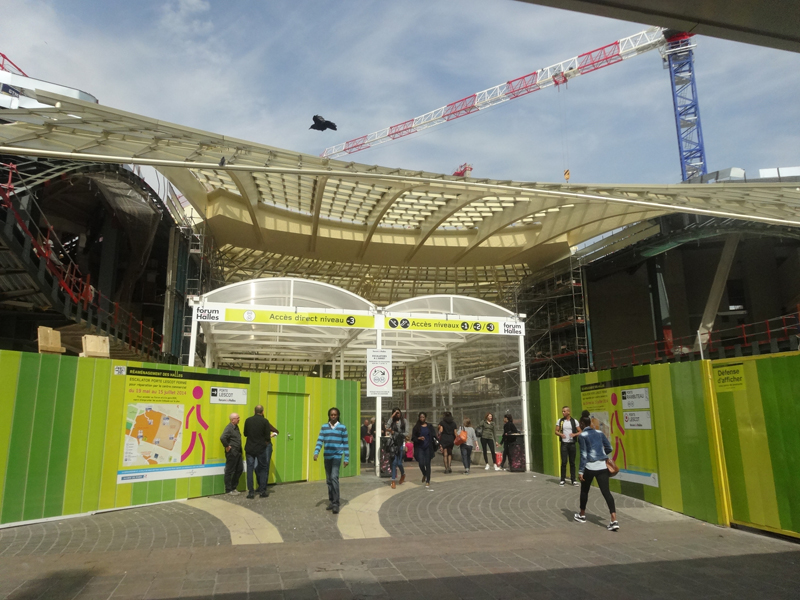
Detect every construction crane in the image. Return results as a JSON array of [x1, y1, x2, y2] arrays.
[[321, 26, 707, 182], [452, 163, 473, 177], [661, 31, 707, 180], [0, 52, 26, 77]]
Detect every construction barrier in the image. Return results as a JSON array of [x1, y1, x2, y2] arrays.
[[529, 351, 800, 538], [0, 350, 360, 527]]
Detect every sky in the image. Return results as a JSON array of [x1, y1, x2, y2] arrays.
[[2, 0, 799, 185]]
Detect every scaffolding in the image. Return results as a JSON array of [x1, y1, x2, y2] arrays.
[[516, 256, 590, 380]]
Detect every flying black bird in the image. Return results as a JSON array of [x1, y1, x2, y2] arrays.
[[309, 115, 337, 131]]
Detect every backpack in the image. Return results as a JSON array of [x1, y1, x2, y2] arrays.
[[557, 417, 578, 440]]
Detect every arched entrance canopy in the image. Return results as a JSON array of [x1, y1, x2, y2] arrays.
[[187, 278, 531, 472], [188, 278, 524, 374]]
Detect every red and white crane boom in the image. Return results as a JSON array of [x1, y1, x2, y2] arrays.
[[321, 27, 667, 160]]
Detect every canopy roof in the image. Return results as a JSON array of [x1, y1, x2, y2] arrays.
[[2, 91, 800, 292], [194, 278, 522, 373]]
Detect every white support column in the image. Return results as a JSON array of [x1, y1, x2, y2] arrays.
[[187, 304, 199, 367], [375, 328, 382, 477], [447, 349, 453, 407], [330, 358, 335, 379], [339, 351, 345, 380], [519, 333, 531, 473], [404, 367, 410, 418], [431, 358, 437, 409], [695, 234, 740, 352]]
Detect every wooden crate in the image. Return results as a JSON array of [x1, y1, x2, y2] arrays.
[[80, 335, 110, 358], [38, 326, 65, 354]]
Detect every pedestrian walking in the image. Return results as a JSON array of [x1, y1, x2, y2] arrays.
[[438, 411, 458, 473], [368, 417, 377, 463], [219, 412, 243, 495], [411, 412, 435, 487], [243, 405, 279, 499], [556, 406, 581, 486], [385, 407, 407, 489], [313, 407, 350, 514], [500, 414, 519, 470], [360, 418, 371, 463], [574, 411, 619, 531], [478, 412, 501, 471], [459, 418, 478, 474]]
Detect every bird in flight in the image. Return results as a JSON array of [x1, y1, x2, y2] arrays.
[[310, 115, 337, 131]]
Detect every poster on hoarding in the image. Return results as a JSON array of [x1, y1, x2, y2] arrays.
[[116, 367, 250, 483], [580, 375, 658, 487]]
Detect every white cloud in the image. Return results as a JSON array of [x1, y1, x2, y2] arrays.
[[1, 0, 798, 185]]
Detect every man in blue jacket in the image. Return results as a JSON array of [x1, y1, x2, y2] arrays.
[[314, 407, 349, 514]]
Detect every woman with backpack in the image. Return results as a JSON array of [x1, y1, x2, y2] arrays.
[[458, 418, 478, 474], [574, 411, 619, 531], [499, 414, 519, 470], [478, 412, 500, 471], [438, 411, 458, 474], [412, 412, 435, 487]]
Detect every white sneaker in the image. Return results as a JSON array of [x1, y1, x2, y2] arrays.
[[227, 490, 240, 496], [485, 464, 490, 470], [494, 465, 500, 471]]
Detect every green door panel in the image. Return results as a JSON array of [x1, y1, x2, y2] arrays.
[[269, 392, 307, 483]]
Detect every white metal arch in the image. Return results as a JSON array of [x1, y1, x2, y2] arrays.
[[186, 279, 530, 472]]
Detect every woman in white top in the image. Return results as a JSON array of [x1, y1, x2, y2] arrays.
[[458, 418, 478, 474]]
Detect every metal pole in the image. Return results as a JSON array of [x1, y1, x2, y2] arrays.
[[375, 328, 382, 477], [519, 333, 531, 473], [187, 304, 198, 367], [447, 349, 453, 406]]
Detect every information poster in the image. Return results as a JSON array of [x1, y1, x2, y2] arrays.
[[366, 349, 393, 397], [712, 362, 746, 392], [580, 375, 659, 487], [115, 367, 250, 483]]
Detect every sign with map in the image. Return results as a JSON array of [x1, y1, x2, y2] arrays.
[[580, 375, 658, 487], [116, 368, 250, 483]]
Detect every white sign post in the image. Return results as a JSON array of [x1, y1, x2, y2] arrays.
[[367, 349, 393, 397]]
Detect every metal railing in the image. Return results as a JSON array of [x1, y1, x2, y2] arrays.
[[593, 312, 800, 370], [1, 163, 164, 359]]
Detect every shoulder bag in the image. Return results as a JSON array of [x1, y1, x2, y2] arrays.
[[606, 457, 619, 477], [454, 427, 467, 446]]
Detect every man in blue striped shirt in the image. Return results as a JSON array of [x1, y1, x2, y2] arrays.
[[313, 407, 349, 514]]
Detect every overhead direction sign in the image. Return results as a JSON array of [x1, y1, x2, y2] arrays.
[[383, 315, 522, 335], [224, 308, 374, 329]]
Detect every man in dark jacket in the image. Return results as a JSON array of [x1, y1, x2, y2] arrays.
[[243, 405, 279, 499], [220, 413, 243, 495]]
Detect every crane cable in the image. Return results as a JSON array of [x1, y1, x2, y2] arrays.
[[557, 82, 571, 183]]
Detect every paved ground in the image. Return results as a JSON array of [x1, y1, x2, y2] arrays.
[[0, 468, 798, 600]]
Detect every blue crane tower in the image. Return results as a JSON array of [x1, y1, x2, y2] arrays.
[[662, 31, 708, 181]]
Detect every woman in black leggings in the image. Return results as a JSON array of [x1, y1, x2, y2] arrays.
[[574, 413, 619, 531], [479, 412, 500, 471]]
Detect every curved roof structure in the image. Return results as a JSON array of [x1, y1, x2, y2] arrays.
[[2, 91, 800, 302], [204, 278, 376, 312], [195, 278, 522, 373]]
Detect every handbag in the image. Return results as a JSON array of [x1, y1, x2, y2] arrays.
[[606, 457, 619, 477], [454, 428, 468, 446], [475, 425, 484, 438]]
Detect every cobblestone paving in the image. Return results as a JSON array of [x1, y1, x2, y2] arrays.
[[218, 473, 385, 543], [0, 503, 231, 557], [0, 522, 798, 600], [380, 472, 652, 536]]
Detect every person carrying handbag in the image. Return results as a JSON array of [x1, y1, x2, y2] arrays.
[[574, 411, 619, 531], [458, 418, 478, 474], [478, 413, 500, 471]]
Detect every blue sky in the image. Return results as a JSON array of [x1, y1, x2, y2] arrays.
[[3, 0, 799, 184]]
